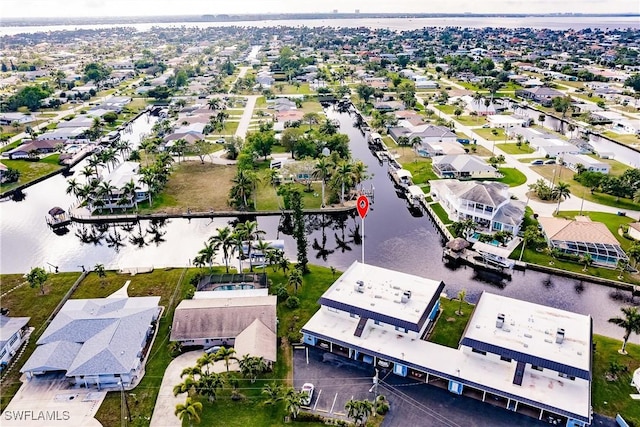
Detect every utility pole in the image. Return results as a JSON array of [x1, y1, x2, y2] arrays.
[[119, 381, 131, 427], [369, 368, 379, 417]]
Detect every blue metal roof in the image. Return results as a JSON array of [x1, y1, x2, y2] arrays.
[[460, 337, 590, 381]]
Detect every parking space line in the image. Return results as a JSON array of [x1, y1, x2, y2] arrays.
[[329, 393, 338, 414], [313, 389, 322, 411]]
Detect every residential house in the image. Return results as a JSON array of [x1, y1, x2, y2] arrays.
[[170, 290, 277, 362], [562, 154, 610, 174], [37, 127, 89, 142], [0, 112, 36, 126], [430, 179, 525, 234], [5, 139, 59, 160], [460, 95, 502, 116], [21, 296, 161, 388], [268, 98, 297, 112], [529, 137, 578, 158], [0, 315, 31, 372], [92, 161, 149, 211], [627, 223, 640, 242], [389, 124, 458, 145], [515, 87, 564, 106], [301, 263, 591, 426], [431, 155, 500, 179], [373, 100, 404, 112], [538, 216, 628, 267], [419, 141, 466, 157]]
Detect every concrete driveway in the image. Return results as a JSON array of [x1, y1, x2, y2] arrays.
[[150, 350, 239, 427], [1, 374, 105, 427]]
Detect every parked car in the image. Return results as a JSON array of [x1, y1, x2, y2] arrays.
[[215, 138, 226, 144], [204, 345, 222, 354], [544, 159, 556, 165], [482, 124, 491, 128], [530, 160, 544, 165], [301, 383, 314, 406]]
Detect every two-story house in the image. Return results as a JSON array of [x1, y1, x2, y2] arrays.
[[431, 155, 500, 179], [0, 315, 31, 372], [429, 179, 525, 235]]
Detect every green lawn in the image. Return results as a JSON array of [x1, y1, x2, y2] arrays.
[[431, 202, 453, 224], [274, 83, 313, 95], [534, 165, 640, 212], [299, 101, 324, 114], [0, 155, 64, 193], [0, 139, 23, 154], [434, 104, 456, 115], [496, 167, 527, 187], [428, 297, 475, 348], [474, 127, 506, 141], [592, 336, 640, 425], [601, 131, 640, 146], [255, 182, 323, 211], [401, 158, 439, 186], [454, 115, 488, 126], [495, 142, 535, 155], [0, 272, 81, 411]]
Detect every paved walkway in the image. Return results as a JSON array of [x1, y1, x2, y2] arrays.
[[150, 350, 239, 427], [2, 375, 105, 427]]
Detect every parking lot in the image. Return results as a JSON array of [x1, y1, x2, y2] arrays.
[[294, 346, 617, 427]]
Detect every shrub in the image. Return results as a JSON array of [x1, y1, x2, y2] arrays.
[[286, 295, 300, 309], [274, 284, 289, 301], [184, 287, 195, 299], [376, 402, 390, 415], [296, 412, 326, 423], [287, 331, 302, 344]]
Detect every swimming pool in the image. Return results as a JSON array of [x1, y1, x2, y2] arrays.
[[212, 284, 255, 291], [471, 232, 500, 247], [65, 144, 81, 153]]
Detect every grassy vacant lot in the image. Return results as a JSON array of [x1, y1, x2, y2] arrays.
[[454, 115, 488, 126], [495, 142, 535, 155], [496, 167, 527, 187], [255, 182, 323, 211], [474, 127, 507, 141], [146, 161, 236, 213], [0, 155, 64, 192], [0, 272, 81, 411], [89, 268, 193, 427], [534, 165, 639, 211], [434, 104, 456, 115], [428, 297, 475, 348], [467, 143, 493, 157], [300, 101, 324, 114], [592, 336, 640, 425], [400, 158, 439, 186]]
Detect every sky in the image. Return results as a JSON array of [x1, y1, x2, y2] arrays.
[[0, 0, 638, 18]]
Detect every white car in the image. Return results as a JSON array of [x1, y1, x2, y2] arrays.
[[301, 383, 314, 406], [215, 138, 226, 144]]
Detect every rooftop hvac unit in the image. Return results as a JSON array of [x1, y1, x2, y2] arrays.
[[354, 280, 365, 293], [496, 313, 505, 329], [401, 290, 412, 303], [556, 328, 565, 344]]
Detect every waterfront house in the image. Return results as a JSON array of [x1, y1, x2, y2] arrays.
[[627, 222, 640, 241], [538, 216, 628, 267], [562, 154, 610, 174], [21, 296, 161, 389], [91, 161, 149, 211], [170, 290, 277, 362], [430, 179, 525, 235], [0, 315, 31, 372], [431, 155, 500, 179], [301, 263, 592, 426], [388, 124, 458, 145], [515, 87, 564, 106], [5, 139, 59, 160]]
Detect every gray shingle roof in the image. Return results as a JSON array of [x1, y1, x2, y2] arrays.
[[22, 297, 160, 377], [0, 315, 30, 349]]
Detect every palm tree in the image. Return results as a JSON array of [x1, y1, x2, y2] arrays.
[[197, 353, 216, 375], [174, 397, 203, 427], [302, 112, 320, 130], [214, 347, 237, 372], [333, 160, 354, 205], [197, 241, 217, 272], [262, 382, 283, 405], [608, 307, 640, 354], [236, 220, 265, 271], [313, 157, 332, 208], [288, 267, 303, 294], [66, 178, 81, 201], [284, 389, 303, 420], [209, 226, 234, 273], [231, 169, 254, 210], [627, 242, 640, 268], [122, 179, 140, 211], [552, 182, 571, 214], [181, 365, 202, 379], [87, 155, 103, 178], [345, 399, 368, 426], [197, 372, 225, 402], [98, 180, 117, 213], [581, 253, 593, 272], [207, 98, 221, 110], [173, 376, 199, 397]]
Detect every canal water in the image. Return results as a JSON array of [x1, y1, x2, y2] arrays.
[[0, 108, 637, 341]]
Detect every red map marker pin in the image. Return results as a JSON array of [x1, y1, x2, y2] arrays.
[[356, 195, 369, 219]]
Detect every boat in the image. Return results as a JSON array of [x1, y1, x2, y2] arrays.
[[241, 240, 285, 259], [472, 241, 515, 269], [46, 206, 71, 229]]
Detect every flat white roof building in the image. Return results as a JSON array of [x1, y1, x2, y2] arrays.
[[302, 263, 592, 426]]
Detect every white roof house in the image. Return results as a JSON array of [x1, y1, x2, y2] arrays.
[[0, 315, 30, 367], [529, 138, 578, 158], [302, 267, 592, 426], [21, 297, 161, 388], [562, 153, 610, 174], [432, 154, 499, 179]]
